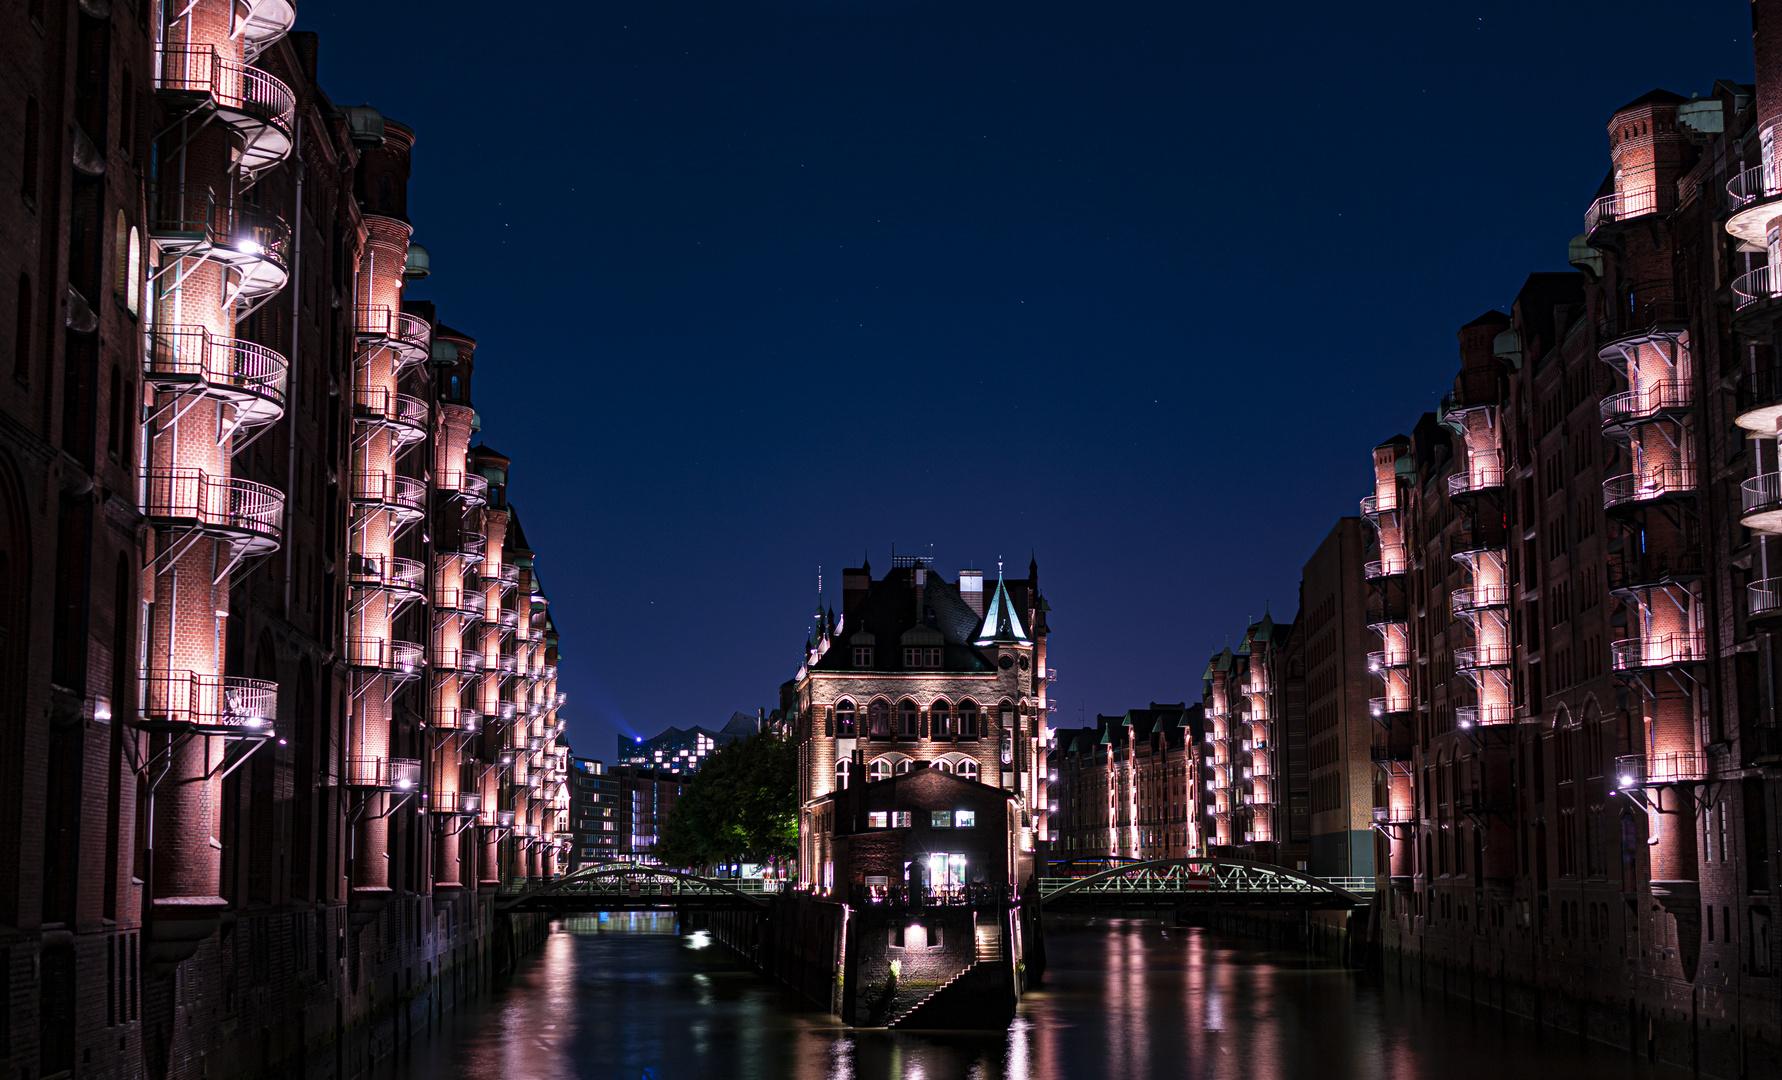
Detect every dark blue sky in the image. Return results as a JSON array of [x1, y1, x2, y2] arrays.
[[299, 0, 1751, 759]]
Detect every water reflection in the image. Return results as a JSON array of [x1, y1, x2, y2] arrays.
[[400, 915, 1690, 1080]]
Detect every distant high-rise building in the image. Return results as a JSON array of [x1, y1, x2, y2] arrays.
[[617, 711, 764, 773]]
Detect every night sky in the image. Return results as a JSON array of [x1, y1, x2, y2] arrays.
[[296, 0, 1751, 759]]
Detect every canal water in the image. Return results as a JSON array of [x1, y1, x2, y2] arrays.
[[399, 915, 1690, 1080]]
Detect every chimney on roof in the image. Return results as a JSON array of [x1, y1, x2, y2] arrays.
[[913, 564, 926, 622], [842, 563, 870, 615], [959, 568, 985, 616]]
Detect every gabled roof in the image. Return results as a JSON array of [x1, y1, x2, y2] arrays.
[[974, 571, 1030, 646], [1613, 88, 1689, 113]]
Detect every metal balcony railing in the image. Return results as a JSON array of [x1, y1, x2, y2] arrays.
[[346, 756, 422, 790], [1603, 463, 1695, 509], [352, 386, 430, 443], [1729, 161, 1782, 207], [140, 671, 276, 732], [1454, 702, 1514, 728], [1611, 634, 1706, 671], [440, 529, 486, 561], [1614, 751, 1706, 788], [1734, 265, 1777, 312], [1743, 472, 1782, 522], [1371, 805, 1415, 826], [1600, 380, 1691, 429], [346, 636, 425, 676], [497, 608, 520, 631], [433, 705, 482, 732], [1363, 557, 1407, 581], [1453, 643, 1513, 671], [482, 808, 517, 829], [1606, 549, 1705, 592], [542, 664, 557, 681], [350, 471, 426, 515], [432, 790, 481, 816], [498, 563, 521, 589], [354, 307, 432, 367], [1750, 578, 1782, 623], [148, 184, 291, 294], [497, 700, 518, 721], [1584, 185, 1675, 237], [1450, 582, 1511, 615], [439, 470, 491, 506], [1447, 454, 1505, 497], [1366, 648, 1411, 673], [436, 586, 488, 618], [145, 468, 283, 553], [146, 325, 287, 426], [1359, 493, 1397, 517], [155, 45, 294, 172], [1596, 298, 1690, 346], [349, 553, 425, 595]]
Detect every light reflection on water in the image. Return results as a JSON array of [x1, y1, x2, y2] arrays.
[[399, 915, 1690, 1080]]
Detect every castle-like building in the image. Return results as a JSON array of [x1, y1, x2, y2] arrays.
[[786, 555, 1052, 890]]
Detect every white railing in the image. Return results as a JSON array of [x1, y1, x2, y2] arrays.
[[1751, 578, 1782, 622], [1450, 582, 1511, 614], [1610, 634, 1706, 671], [351, 471, 427, 512], [1600, 380, 1690, 426], [1614, 751, 1706, 788], [1728, 161, 1781, 207], [1366, 648, 1411, 673], [347, 637, 425, 675], [141, 671, 277, 731], [157, 45, 295, 137], [1744, 472, 1782, 517], [1453, 643, 1512, 671], [1603, 463, 1694, 508], [147, 325, 288, 417], [1454, 702, 1514, 728], [1447, 456, 1505, 496], [1736, 265, 1779, 312], [1586, 187, 1668, 234], [145, 468, 283, 546]]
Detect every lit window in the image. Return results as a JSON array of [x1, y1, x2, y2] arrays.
[[958, 760, 979, 781], [894, 759, 914, 775], [868, 758, 892, 782], [931, 699, 952, 736], [931, 811, 952, 828], [868, 811, 889, 828], [955, 810, 975, 828], [835, 760, 851, 791], [894, 811, 913, 828], [932, 759, 954, 774], [836, 699, 857, 736]]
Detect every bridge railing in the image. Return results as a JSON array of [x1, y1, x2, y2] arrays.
[[848, 883, 1012, 908]]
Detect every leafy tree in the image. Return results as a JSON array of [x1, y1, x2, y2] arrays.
[[653, 730, 796, 872]]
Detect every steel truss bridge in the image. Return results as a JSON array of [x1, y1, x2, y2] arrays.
[[1037, 859, 1371, 911], [496, 862, 778, 913], [497, 858, 1371, 915]]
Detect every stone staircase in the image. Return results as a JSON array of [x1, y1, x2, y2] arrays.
[[886, 923, 1006, 1029]]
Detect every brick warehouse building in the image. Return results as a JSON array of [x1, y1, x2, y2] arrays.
[[787, 555, 1052, 892], [0, 5, 571, 1080]]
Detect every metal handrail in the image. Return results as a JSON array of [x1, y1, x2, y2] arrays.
[[1727, 161, 1781, 207], [1744, 472, 1782, 516], [145, 468, 283, 544], [1614, 751, 1706, 788], [1734, 265, 1776, 311], [1600, 380, 1691, 427], [349, 553, 425, 593], [1451, 582, 1512, 612], [437, 586, 488, 617], [1585, 185, 1675, 235], [352, 386, 430, 434], [1366, 649, 1410, 673], [346, 756, 421, 789], [140, 671, 276, 731], [1603, 463, 1694, 508], [433, 705, 482, 732], [1596, 298, 1690, 344], [146, 325, 287, 413], [350, 470, 426, 512], [148, 184, 291, 268], [1447, 453, 1505, 496], [499, 563, 521, 588], [1751, 578, 1782, 621], [1363, 557, 1407, 580], [156, 45, 295, 134], [394, 311, 431, 352], [346, 636, 425, 674], [440, 471, 491, 503], [1453, 643, 1513, 670], [1611, 634, 1706, 671], [1454, 702, 1514, 727], [1606, 549, 1705, 591]]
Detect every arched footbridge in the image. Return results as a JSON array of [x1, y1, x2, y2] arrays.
[[498, 858, 1371, 914], [497, 862, 778, 913], [1037, 859, 1372, 911]]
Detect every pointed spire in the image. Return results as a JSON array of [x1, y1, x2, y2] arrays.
[[973, 565, 1031, 646]]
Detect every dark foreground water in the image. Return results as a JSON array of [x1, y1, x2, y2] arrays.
[[398, 915, 1689, 1080]]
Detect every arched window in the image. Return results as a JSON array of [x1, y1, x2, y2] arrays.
[[897, 698, 918, 737], [958, 699, 979, 738], [958, 759, 979, 781], [125, 228, 139, 316], [834, 760, 851, 791], [894, 758, 914, 775], [867, 757, 892, 782], [868, 699, 890, 738], [835, 699, 856, 737], [22, 97, 40, 205], [449, 375, 461, 400], [932, 758, 954, 775], [930, 699, 952, 737]]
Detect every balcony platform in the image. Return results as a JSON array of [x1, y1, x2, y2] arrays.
[[146, 326, 287, 429], [146, 468, 283, 557]]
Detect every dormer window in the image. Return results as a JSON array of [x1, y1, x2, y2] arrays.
[[853, 646, 874, 667], [904, 647, 942, 668]]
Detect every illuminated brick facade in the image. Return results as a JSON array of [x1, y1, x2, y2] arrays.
[[789, 556, 1051, 892], [0, 8, 571, 1079]]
